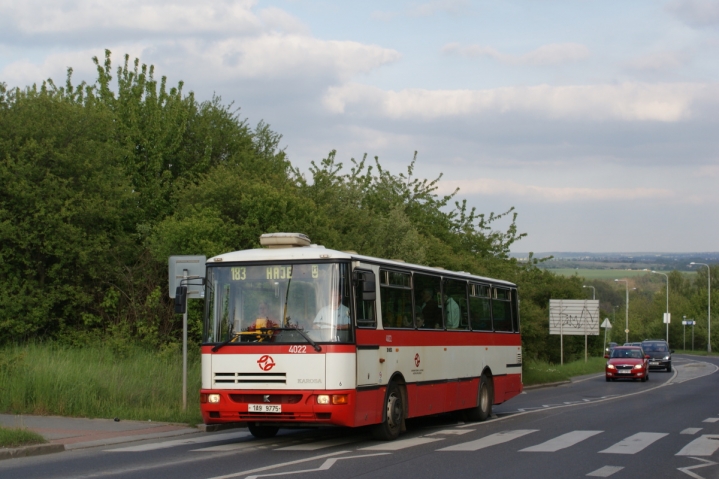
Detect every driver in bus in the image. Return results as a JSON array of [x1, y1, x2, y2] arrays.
[[313, 290, 350, 330]]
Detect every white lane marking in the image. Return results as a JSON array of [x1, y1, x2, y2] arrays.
[[599, 432, 668, 455], [276, 437, 361, 451], [702, 418, 719, 423], [361, 436, 444, 451], [586, 466, 624, 477], [520, 430, 603, 452], [105, 431, 252, 452], [206, 451, 350, 479], [676, 436, 719, 456], [425, 429, 474, 436], [438, 429, 538, 452], [682, 428, 703, 435], [244, 453, 391, 479], [678, 457, 718, 479]]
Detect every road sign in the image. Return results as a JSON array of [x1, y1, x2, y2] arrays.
[[601, 318, 612, 329], [169, 255, 206, 298], [682, 320, 696, 325], [663, 313, 671, 324], [625, 329, 630, 333]]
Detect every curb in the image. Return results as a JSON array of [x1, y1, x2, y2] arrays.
[[0, 443, 65, 461], [523, 380, 571, 390]]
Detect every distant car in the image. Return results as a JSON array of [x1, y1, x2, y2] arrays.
[[605, 346, 649, 382], [624, 342, 642, 347], [641, 340, 673, 372], [605, 342, 618, 354]]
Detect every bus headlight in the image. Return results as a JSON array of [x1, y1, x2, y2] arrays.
[[317, 395, 330, 405], [208, 394, 221, 403]]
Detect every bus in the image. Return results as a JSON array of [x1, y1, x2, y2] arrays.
[[200, 233, 522, 440]]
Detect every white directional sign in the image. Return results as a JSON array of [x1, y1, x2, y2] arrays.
[[601, 318, 612, 329], [663, 313, 671, 324], [549, 299, 600, 336]]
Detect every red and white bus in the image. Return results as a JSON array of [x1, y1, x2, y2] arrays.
[[200, 233, 522, 440]]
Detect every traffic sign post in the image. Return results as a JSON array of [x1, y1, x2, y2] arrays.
[[601, 318, 612, 355], [169, 255, 206, 411], [682, 317, 696, 351]]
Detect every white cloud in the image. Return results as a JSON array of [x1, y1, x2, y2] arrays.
[[437, 178, 675, 202], [443, 42, 590, 66], [0, 0, 262, 36], [666, 0, 719, 27], [625, 51, 689, 72], [323, 82, 716, 122]]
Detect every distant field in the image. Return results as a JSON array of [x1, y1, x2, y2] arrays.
[[547, 269, 652, 279]]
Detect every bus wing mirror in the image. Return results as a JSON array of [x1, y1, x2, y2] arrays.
[[174, 286, 187, 314], [362, 272, 376, 301]]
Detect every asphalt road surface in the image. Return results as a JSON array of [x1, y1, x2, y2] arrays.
[[2, 354, 718, 479]]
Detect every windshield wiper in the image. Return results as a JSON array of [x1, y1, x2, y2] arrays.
[[271, 327, 322, 352], [212, 323, 238, 353]]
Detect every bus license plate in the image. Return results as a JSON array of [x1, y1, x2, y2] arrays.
[[248, 404, 282, 413]]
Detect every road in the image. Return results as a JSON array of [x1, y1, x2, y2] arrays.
[[2, 354, 718, 479]]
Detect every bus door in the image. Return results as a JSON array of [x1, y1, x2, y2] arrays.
[[354, 268, 379, 386]]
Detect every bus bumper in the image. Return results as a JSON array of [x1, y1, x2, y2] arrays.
[[200, 388, 357, 427]]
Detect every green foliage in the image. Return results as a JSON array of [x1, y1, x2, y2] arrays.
[[0, 426, 47, 448], [0, 343, 202, 424], [8, 49, 712, 367]]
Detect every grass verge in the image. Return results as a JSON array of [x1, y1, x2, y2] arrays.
[[0, 343, 203, 425], [523, 357, 606, 386], [0, 426, 46, 448]]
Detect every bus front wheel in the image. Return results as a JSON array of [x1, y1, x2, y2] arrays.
[[372, 382, 404, 440], [248, 423, 279, 439], [465, 374, 493, 422]]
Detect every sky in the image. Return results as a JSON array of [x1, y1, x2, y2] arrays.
[[1, 0, 718, 253]]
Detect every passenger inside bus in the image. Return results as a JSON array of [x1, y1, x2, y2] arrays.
[[417, 288, 442, 329]]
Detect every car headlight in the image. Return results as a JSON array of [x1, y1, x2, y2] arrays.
[[663, 356, 670, 360], [634, 364, 643, 369], [607, 364, 616, 370]]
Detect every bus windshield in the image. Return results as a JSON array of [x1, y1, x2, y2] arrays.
[[204, 262, 352, 345]]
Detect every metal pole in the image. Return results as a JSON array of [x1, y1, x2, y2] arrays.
[[582, 286, 595, 363], [616, 279, 629, 343], [690, 263, 711, 353], [182, 269, 188, 411], [683, 316, 686, 351]]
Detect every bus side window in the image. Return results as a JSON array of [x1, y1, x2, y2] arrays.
[[469, 283, 492, 331], [354, 271, 376, 328], [492, 287, 513, 332], [442, 278, 468, 330], [380, 269, 413, 329]]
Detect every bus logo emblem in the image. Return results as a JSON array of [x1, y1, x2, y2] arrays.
[[257, 355, 276, 371], [414, 354, 420, 367]]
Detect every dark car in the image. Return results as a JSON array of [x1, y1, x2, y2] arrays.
[[641, 340, 673, 371], [605, 342, 618, 354], [605, 346, 649, 382]]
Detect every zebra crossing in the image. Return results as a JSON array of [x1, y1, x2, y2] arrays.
[[105, 416, 719, 459]]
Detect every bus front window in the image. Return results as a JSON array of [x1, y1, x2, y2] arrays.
[[204, 262, 352, 345]]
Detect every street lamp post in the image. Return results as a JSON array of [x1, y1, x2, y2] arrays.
[[615, 279, 629, 343], [582, 285, 596, 363], [651, 271, 670, 345], [690, 262, 711, 353], [583, 285, 596, 300]]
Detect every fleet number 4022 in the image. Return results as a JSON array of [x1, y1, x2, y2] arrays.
[[288, 345, 307, 354]]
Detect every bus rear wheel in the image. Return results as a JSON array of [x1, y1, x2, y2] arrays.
[[248, 423, 279, 439], [372, 382, 404, 440], [465, 374, 493, 422]]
